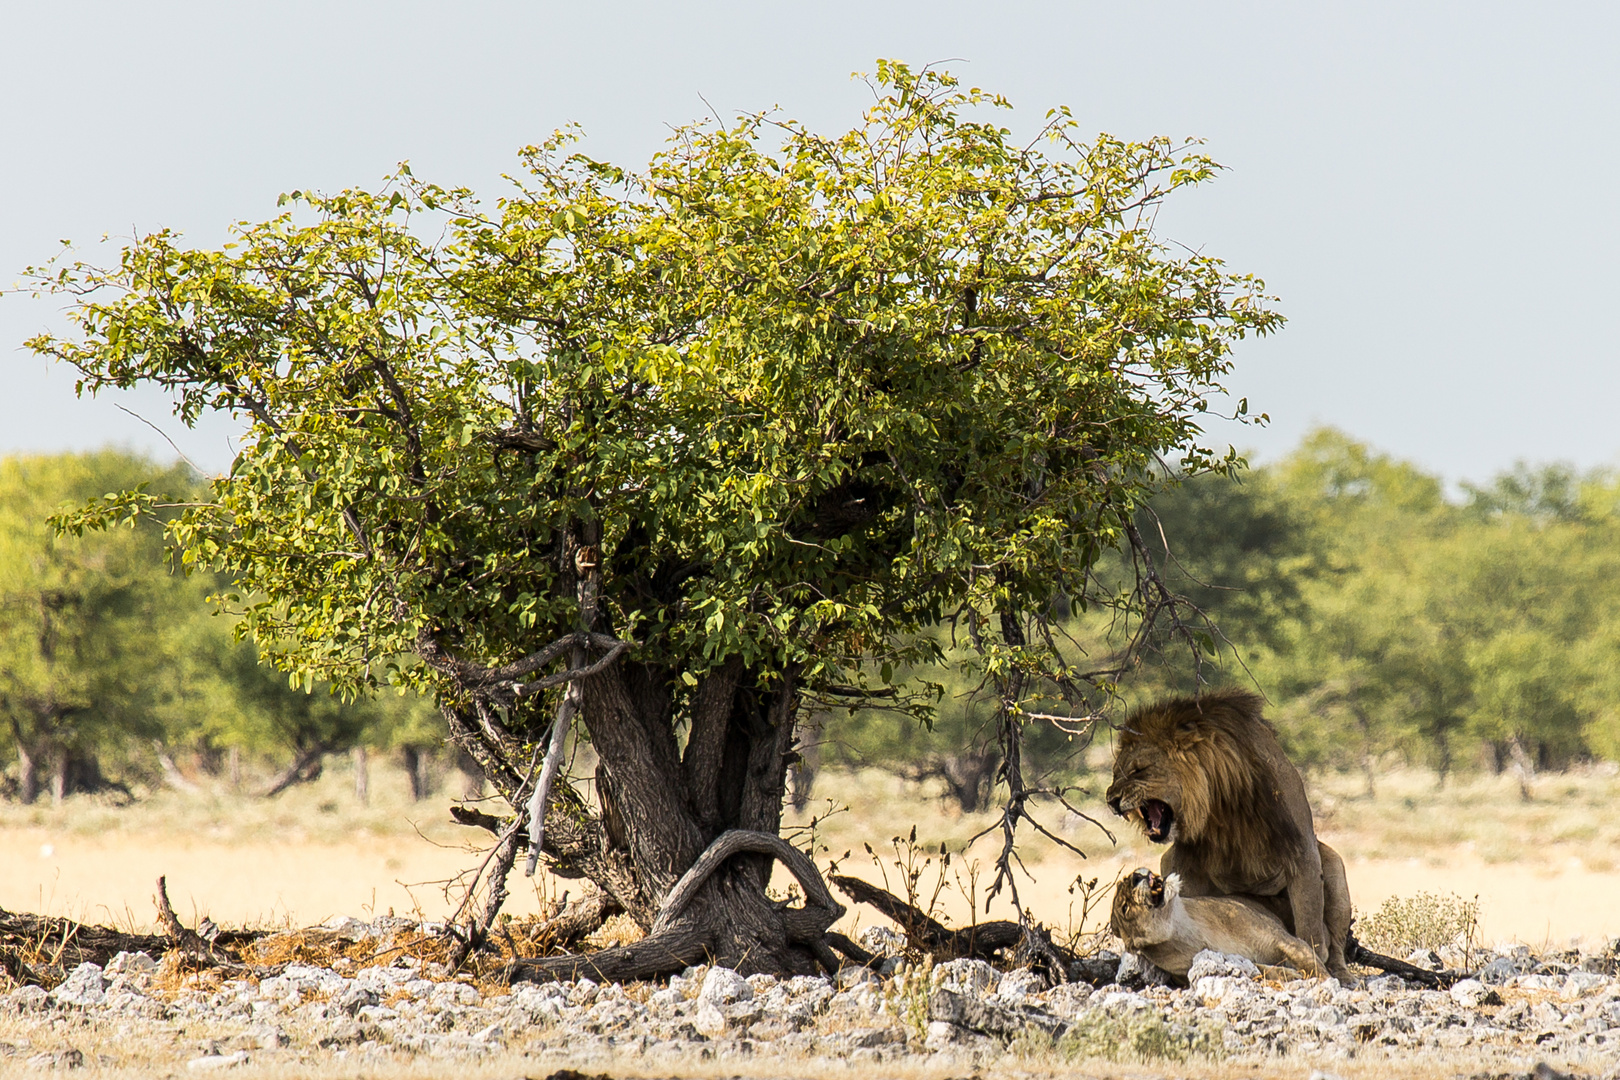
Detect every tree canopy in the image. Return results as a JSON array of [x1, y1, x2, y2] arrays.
[[26, 63, 1279, 978]]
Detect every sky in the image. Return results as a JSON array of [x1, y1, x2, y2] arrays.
[[3, 1, 1617, 485]]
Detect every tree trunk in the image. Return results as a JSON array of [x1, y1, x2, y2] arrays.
[[904, 745, 998, 814], [1507, 733, 1535, 802], [229, 746, 242, 791], [451, 649, 866, 982], [789, 728, 819, 812], [261, 745, 327, 797], [157, 746, 201, 793], [1353, 707, 1376, 799], [402, 746, 430, 802], [352, 746, 370, 806], [48, 744, 68, 806], [14, 737, 40, 806]]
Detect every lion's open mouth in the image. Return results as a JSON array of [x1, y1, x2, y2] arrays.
[[1148, 874, 1166, 907], [1140, 799, 1174, 843]]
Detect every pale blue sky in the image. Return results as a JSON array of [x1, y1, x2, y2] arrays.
[[4, 1, 1616, 484]]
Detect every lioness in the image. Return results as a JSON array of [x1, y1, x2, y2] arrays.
[[1110, 867, 1326, 983], [1105, 689, 1353, 979]]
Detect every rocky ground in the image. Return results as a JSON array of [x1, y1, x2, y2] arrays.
[[2, 918, 1619, 1078]]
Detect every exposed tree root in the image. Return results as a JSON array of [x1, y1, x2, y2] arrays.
[[505, 830, 849, 984], [829, 874, 1023, 960], [526, 891, 622, 952]]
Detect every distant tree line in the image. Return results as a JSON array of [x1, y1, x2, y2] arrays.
[[0, 451, 447, 804], [8, 432, 1620, 808], [826, 428, 1620, 804]]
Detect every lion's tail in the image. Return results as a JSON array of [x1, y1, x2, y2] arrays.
[[1345, 933, 1466, 989]]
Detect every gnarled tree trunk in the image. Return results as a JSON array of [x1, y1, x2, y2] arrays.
[[445, 645, 855, 980]]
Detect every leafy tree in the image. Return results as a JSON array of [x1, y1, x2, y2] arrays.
[[823, 630, 1085, 815], [1239, 431, 1465, 786], [0, 452, 197, 802], [27, 64, 1279, 978], [154, 610, 438, 796], [1462, 461, 1588, 523]]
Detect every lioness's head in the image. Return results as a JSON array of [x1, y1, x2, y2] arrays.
[[1109, 867, 1181, 943], [1105, 688, 1271, 845]]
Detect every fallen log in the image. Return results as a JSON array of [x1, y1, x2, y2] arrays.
[[0, 908, 170, 985]]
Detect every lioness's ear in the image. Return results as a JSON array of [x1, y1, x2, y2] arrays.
[[1164, 873, 1183, 901]]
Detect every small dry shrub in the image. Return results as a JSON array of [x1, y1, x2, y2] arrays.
[[1049, 1010, 1224, 1063], [1358, 891, 1481, 955], [582, 913, 645, 950]]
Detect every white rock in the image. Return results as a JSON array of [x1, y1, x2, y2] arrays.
[[1042, 982, 1093, 1017], [186, 1051, 250, 1070], [282, 964, 344, 993], [1187, 949, 1260, 982], [7, 985, 49, 1011], [858, 925, 907, 957], [1562, 971, 1608, 999], [698, 966, 753, 1005], [104, 951, 156, 976], [1311, 1005, 1345, 1026], [996, 968, 1045, 1003], [1093, 990, 1151, 1012], [933, 958, 999, 996], [648, 987, 684, 1010], [1194, 975, 1254, 1006], [50, 962, 107, 1008], [692, 999, 728, 1037], [432, 981, 481, 1006], [471, 1023, 504, 1043], [1450, 978, 1490, 1008]]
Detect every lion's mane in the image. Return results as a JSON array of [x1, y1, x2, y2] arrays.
[[1108, 688, 1307, 895]]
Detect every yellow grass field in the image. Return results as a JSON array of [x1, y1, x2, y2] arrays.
[[3, 758, 1618, 950]]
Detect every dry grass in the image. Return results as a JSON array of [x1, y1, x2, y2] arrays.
[[1307, 760, 1620, 871], [0, 756, 473, 847]]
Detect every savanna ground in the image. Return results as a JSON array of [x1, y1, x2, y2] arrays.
[[3, 753, 1619, 1080], [5, 753, 1618, 948]]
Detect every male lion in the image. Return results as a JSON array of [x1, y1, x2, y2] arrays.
[[1110, 867, 1326, 983], [1105, 689, 1353, 979]]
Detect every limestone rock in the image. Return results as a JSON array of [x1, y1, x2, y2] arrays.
[[1187, 949, 1261, 983], [698, 966, 752, 1005]]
